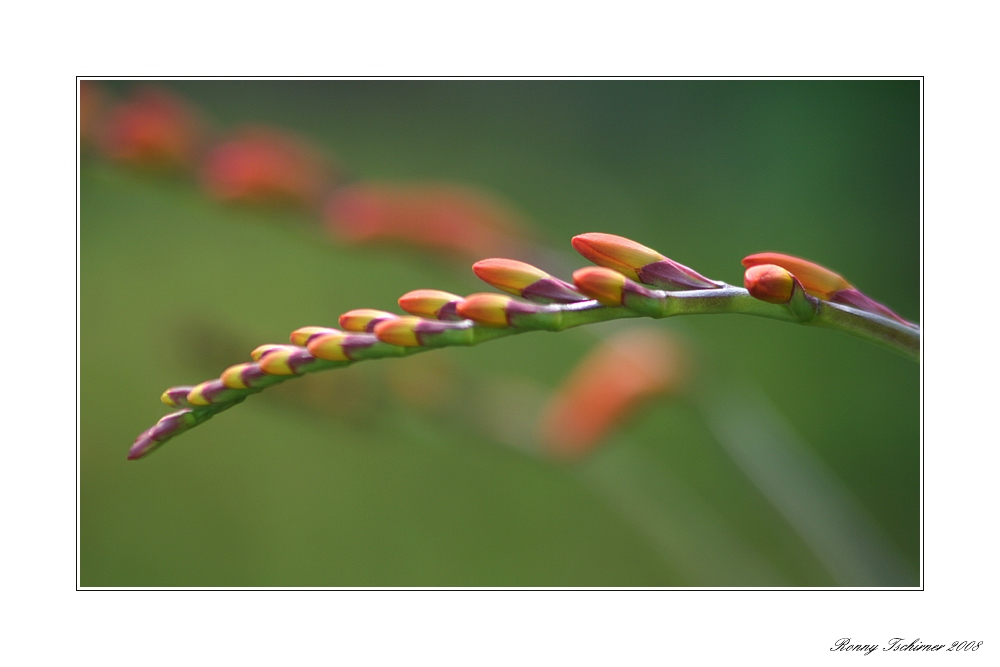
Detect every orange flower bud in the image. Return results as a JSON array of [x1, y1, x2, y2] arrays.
[[572, 233, 663, 281], [455, 293, 516, 328], [741, 252, 851, 299], [743, 264, 796, 304], [306, 332, 351, 361], [398, 289, 464, 320], [572, 267, 627, 306], [373, 317, 424, 347]]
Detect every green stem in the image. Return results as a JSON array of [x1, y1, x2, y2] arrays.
[[547, 285, 919, 361]]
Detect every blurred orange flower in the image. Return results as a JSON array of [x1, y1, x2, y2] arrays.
[[96, 86, 205, 170], [324, 182, 530, 258], [538, 328, 688, 459], [200, 126, 334, 208]]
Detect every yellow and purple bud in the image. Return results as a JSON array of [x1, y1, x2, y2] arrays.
[[572, 233, 720, 290], [338, 309, 399, 333], [306, 331, 350, 361], [472, 258, 586, 303], [221, 362, 269, 389], [187, 378, 243, 406], [743, 264, 797, 304], [250, 344, 286, 362], [253, 345, 320, 375], [290, 326, 342, 347], [306, 331, 378, 361], [373, 316, 471, 347], [160, 385, 195, 407], [398, 289, 465, 320], [741, 252, 851, 300], [128, 409, 199, 460], [454, 293, 550, 328]]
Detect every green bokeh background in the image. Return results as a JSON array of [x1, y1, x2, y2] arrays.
[[81, 80, 919, 587]]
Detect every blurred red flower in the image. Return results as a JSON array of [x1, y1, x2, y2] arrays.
[[200, 126, 334, 208], [96, 86, 206, 170], [324, 182, 530, 258]]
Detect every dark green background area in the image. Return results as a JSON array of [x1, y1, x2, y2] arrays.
[[81, 80, 919, 587]]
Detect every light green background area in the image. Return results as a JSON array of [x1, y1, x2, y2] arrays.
[[81, 80, 918, 586]]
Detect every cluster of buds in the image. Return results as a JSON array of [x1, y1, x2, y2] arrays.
[[132, 231, 917, 460]]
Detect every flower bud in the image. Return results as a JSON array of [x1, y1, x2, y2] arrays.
[[187, 379, 233, 406], [742, 252, 851, 299], [221, 362, 267, 389], [128, 410, 198, 460], [473, 258, 586, 303], [398, 289, 464, 320], [373, 317, 423, 347], [306, 332, 351, 361], [372, 317, 467, 347], [338, 309, 399, 333], [572, 233, 719, 290], [744, 264, 796, 304], [455, 293, 516, 328], [160, 385, 195, 407], [250, 344, 285, 362], [256, 346, 318, 375], [290, 326, 342, 346], [572, 267, 627, 306]]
